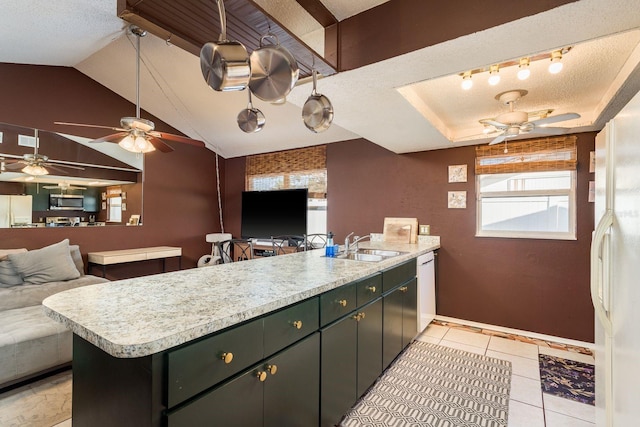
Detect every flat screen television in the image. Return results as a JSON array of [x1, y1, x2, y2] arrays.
[[241, 189, 308, 239]]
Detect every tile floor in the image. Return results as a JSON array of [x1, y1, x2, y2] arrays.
[[417, 323, 596, 427], [0, 322, 596, 427]]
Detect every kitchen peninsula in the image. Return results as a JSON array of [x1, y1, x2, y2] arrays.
[[43, 240, 439, 427]]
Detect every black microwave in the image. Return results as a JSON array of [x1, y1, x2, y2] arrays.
[[49, 194, 84, 211]]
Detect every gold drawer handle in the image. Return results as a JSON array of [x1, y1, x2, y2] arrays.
[[292, 320, 303, 330], [400, 286, 408, 292], [367, 286, 376, 293], [221, 352, 234, 364], [256, 371, 267, 382], [338, 299, 348, 307], [267, 364, 278, 375]]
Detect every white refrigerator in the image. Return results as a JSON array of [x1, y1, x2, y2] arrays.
[[592, 88, 640, 427]]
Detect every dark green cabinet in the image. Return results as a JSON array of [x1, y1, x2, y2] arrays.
[[383, 277, 418, 369], [357, 299, 383, 397], [401, 278, 418, 348], [320, 297, 383, 427], [264, 333, 320, 427], [168, 333, 320, 427], [320, 311, 358, 426]]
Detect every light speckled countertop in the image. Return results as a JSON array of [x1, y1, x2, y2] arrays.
[[43, 239, 439, 358]]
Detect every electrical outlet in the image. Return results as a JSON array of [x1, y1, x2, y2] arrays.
[[419, 224, 431, 235]]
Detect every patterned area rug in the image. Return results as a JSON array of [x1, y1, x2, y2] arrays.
[[341, 342, 512, 427], [539, 354, 595, 406]]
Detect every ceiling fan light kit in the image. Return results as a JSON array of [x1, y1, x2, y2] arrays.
[[22, 164, 49, 176]]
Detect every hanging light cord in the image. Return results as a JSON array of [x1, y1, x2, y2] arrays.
[[215, 152, 224, 233]]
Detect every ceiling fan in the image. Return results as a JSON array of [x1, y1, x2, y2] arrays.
[[1, 130, 84, 176], [480, 90, 580, 146], [55, 25, 205, 154]]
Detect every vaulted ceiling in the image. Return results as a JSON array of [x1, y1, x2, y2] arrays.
[[2, 0, 640, 158]]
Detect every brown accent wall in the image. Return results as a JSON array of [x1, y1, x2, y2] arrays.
[[326, 136, 595, 342], [334, 0, 577, 71], [0, 63, 223, 278]]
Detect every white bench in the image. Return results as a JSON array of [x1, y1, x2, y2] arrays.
[[88, 246, 182, 277]]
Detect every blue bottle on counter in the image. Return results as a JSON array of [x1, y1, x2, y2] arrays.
[[325, 232, 335, 257]]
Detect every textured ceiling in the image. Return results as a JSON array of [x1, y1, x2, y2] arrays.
[[1, 0, 640, 158]]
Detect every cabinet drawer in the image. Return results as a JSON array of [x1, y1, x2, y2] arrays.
[[355, 273, 382, 306], [382, 258, 417, 293], [264, 297, 319, 357], [166, 317, 263, 408], [320, 283, 357, 326]]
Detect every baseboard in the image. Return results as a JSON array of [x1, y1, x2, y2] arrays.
[[434, 315, 595, 350]]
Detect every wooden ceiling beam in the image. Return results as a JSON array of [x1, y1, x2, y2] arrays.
[[294, 0, 338, 27]]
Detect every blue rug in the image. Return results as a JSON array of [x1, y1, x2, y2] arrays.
[[539, 354, 594, 406]]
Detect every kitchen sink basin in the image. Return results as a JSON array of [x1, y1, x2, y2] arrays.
[[333, 248, 407, 262], [356, 249, 404, 257]]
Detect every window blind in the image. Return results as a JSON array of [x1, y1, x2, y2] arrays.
[[475, 136, 577, 175]]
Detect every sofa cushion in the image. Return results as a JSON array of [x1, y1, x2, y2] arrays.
[[0, 260, 24, 287], [8, 239, 80, 285], [0, 275, 109, 311], [0, 305, 73, 386]]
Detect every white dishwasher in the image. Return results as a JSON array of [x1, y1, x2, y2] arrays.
[[417, 251, 436, 331]]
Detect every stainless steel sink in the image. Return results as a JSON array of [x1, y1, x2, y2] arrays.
[[356, 249, 404, 257], [334, 248, 407, 262]]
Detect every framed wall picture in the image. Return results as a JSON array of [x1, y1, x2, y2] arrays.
[[448, 191, 467, 209], [448, 164, 467, 183]]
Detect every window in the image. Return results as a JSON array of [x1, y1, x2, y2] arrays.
[[475, 136, 577, 240], [246, 146, 327, 234]]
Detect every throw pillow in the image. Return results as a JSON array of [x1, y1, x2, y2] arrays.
[[7, 239, 80, 285], [0, 248, 27, 261], [0, 260, 23, 287], [69, 244, 85, 276]]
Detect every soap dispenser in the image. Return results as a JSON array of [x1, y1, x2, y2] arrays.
[[325, 232, 334, 257]]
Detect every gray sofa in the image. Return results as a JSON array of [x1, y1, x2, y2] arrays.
[[0, 240, 108, 388]]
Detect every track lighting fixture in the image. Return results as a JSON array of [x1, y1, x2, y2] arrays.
[[461, 71, 473, 90], [548, 50, 563, 74], [488, 65, 500, 86], [517, 57, 530, 80], [458, 47, 571, 91]]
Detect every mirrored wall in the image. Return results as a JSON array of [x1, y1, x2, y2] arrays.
[[0, 122, 143, 229]]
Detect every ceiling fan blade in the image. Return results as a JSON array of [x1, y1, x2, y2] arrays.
[[147, 136, 175, 153], [4, 161, 26, 170], [531, 126, 568, 135], [480, 119, 508, 128], [530, 113, 580, 126], [55, 121, 127, 132], [42, 164, 69, 174], [91, 132, 130, 144], [489, 134, 507, 145], [45, 162, 85, 170], [150, 131, 206, 148]]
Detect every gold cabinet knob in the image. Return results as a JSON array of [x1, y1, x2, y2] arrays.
[[292, 320, 303, 330], [367, 286, 376, 293], [267, 364, 278, 375], [353, 313, 362, 321], [256, 371, 267, 382], [359, 312, 366, 320], [400, 286, 408, 292], [338, 299, 348, 307], [221, 352, 234, 364]]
